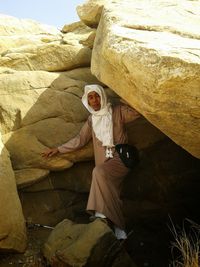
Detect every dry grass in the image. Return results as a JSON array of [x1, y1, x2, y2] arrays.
[[169, 219, 200, 267]]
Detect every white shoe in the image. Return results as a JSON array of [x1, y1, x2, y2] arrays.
[[114, 226, 127, 240], [95, 211, 106, 219]]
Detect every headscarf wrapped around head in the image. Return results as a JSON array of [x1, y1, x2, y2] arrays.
[[82, 84, 114, 158]]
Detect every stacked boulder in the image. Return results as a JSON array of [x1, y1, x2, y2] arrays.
[[0, 14, 98, 251], [43, 219, 136, 267], [77, 0, 200, 159], [0, 133, 26, 252]]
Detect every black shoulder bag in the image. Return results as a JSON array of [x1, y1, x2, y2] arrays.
[[115, 144, 139, 169]]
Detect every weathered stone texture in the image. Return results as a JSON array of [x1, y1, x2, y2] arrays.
[[0, 15, 92, 72], [43, 219, 136, 267], [78, 0, 200, 158], [0, 133, 27, 252]]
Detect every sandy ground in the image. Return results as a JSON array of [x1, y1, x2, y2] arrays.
[[0, 227, 51, 267]]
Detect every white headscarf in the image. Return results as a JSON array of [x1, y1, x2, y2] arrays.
[[82, 84, 114, 158]]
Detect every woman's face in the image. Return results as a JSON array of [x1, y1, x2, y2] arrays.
[[88, 91, 101, 111]]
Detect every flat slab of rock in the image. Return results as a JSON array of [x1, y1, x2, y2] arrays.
[[15, 168, 49, 189], [80, 0, 200, 158]]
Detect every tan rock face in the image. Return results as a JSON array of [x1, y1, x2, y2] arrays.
[[77, 0, 106, 27], [15, 168, 50, 189], [0, 15, 60, 35], [0, 14, 99, 179], [20, 188, 88, 226], [62, 21, 96, 48], [43, 219, 136, 267], [1, 69, 95, 171], [19, 161, 94, 226], [0, 15, 92, 72], [0, 133, 27, 252], [83, 0, 200, 158], [0, 43, 92, 72], [0, 15, 62, 56], [43, 219, 114, 266], [0, 70, 89, 133]]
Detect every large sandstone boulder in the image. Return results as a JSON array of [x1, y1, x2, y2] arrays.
[[1, 69, 96, 172], [78, 0, 200, 158], [0, 15, 60, 35], [0, 15, 92, 72], [1, 65, 139, 175], [0, 133, 27, 252], [43, 219, 136, 267], [0, 43, 91, 72], [77, 0, 106, 27], [62, 21, 96, 48], [0, 15, 61, 56]]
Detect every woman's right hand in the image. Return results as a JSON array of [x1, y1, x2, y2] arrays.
[[41, 147, 59, 158]]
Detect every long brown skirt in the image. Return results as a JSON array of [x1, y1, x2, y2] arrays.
[[86, 153, 129, 229]]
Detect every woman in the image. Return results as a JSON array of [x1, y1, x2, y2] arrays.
[[42, 84, 140, 240]]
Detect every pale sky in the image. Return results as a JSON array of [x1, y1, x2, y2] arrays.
[[0, 0, 85, 29]]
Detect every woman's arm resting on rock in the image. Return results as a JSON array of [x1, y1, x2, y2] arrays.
[[58, 119, 92, 154], [42, 119, 92, 158]]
